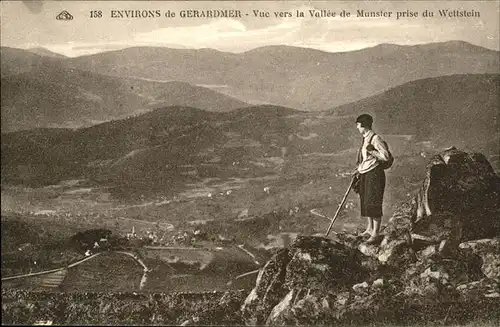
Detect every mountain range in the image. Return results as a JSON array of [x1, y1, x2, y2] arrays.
[[2, 74, 499, 189], [1, 41, 499, 132], [1, 47, 249, 132], [64, 41, 499, 110]]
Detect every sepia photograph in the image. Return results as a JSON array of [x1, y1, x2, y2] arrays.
[[1, 0, 499, 325]]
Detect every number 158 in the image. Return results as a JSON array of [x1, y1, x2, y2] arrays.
[[90, 10, 102, 18]]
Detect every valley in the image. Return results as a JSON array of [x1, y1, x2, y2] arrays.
[[0, 132, 455, 294]]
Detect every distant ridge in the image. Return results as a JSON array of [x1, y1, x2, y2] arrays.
[[27, 47, 67, 59], [0, 52, 250, 132], [330, 73, 499, 150], [0, 46, 59, 77], [64, 41, 499, 110], [1, 41, 499, 132], [49, 40, 500, 57]]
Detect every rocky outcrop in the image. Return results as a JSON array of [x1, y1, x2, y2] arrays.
[[239, 148, 500, 325], [377, 147, 500, 266], [239, 232, 499, 325], [240, 236, 369, 325]]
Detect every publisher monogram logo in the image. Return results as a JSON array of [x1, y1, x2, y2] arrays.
[[56, 10, 74, 21]]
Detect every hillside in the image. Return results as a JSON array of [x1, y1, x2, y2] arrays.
[[0, 49, 249, 132], [330, 74, 500, 154], [27, 47, 68, 59], [0, 47, 61, 77], [1, 68, 146, 131], [141, 81, 248, 112], [1, 105, 305, 188], [65, 41, 500, 110]]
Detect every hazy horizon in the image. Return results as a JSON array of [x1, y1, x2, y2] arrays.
[[1, 1, 498, 57], [4, 39, 499, 59]]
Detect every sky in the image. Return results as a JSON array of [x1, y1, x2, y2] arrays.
[[1, 1, 499, 57]]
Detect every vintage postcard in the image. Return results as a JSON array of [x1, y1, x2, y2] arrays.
[[1, 0, 499, 325]]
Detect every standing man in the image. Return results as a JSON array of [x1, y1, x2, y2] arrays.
[[354, 114, 390, 244]]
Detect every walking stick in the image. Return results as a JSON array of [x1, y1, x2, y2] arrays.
[[324, 175, 356, 237]]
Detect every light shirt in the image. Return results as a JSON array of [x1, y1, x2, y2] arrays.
[[357, 130, 390, 174]]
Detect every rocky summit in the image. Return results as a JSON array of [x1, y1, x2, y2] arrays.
[[376, 147, 500, 266], [239, 148, 499, 325]]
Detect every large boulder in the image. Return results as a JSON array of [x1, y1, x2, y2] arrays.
[[283, 236, 366, 289], [240, 235, 368, 325], [377, 148, 500, 266], [240, 248, 290, 325]]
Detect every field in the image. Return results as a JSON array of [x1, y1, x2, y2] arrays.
[[61, 252, 144, 292]]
